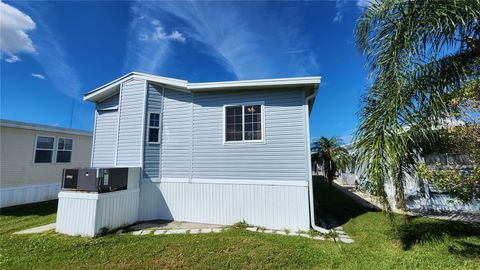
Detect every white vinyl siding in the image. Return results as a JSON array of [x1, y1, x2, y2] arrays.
[[92, 94, 119, 167], [116, 79, 145, 167]]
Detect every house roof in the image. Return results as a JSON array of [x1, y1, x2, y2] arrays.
[[84, 72, 321, 102], [0, 119, 92, 137]]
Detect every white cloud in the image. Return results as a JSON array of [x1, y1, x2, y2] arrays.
[[5, 54, 20, 63], [31, 73, 46, 80], [124, 1, 320, 79], [150, 25, 186, 42], [9, 2, 82, 98], [334, 0, 346, 23], [357, 0, 373, 9], [0, 2, 36, 62]]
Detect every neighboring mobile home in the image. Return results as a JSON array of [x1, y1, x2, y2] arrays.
[[82, 72, 320, 231], [0, 120, 92, 208]]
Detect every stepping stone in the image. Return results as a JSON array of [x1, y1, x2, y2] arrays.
[[339, 237, 354, 243], [313, 236, 325, 241], [140, 230, 152, 235], [299, 233, 312, 238], [275, 231, 287, 235], [263, 230, 273, 234], [212, 228, 222, 233], [189, 229, 200, 234], [288, 232, 299, 236], [201, 228, 212, 233], [154, 230, 166, 235], [165, 229, 187, 234], [14, 223, 56, 235], [246, 227, 257, 232], [132, 231, 142, 235]]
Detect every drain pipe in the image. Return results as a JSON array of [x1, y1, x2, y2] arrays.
[[305, 85, 330, 234]]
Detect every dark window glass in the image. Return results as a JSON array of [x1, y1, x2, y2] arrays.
[[149, 113, 160, 127], [56, 151, 72, 163], [225, 106, 243, 141], [36, 136, 54, 149], [57, 138, 73, 150], [148, 128, 159, 143], [244, 105, 262, 140], [35, 150, 53, 163], [34, 136, 55, 163]]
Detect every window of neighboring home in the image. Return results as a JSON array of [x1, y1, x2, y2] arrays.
[[34, 136, 55, 163], [148, 113, 160, 143], [225, 103, 263, 142], [56, 138, 73, 163]]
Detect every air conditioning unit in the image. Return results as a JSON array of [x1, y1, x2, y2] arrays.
[[62, 168, 129, 193]]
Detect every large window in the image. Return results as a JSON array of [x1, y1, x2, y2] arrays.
[[56, 138, 73, 163], [34, 136, 55, 163], [148, 113, 160, 143], [225, 104, 263, 142]]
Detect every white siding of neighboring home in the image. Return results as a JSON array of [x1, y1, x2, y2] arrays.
[[0, 126, 92, 207]]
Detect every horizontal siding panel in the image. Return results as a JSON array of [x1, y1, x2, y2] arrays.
[[92, 94, 119, 167], [143, 84, 162, 181], [192, 89, 308, 182], [116, 79, 144, 166], [161, 88, 191, 179]]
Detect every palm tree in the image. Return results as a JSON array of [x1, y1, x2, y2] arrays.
[[354, 0, 480, 208], [312, 137, 351, 189]]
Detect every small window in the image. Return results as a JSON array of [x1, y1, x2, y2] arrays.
[[225, 104, 263, 142], [56, 138, 73, 163], [34, 136, 55, 163], [148, 113, 160, 143]]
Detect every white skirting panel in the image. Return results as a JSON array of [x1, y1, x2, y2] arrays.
[[56, 189, 139, 237], [1, 183, 61, 208], [138, 181, 310, 231]]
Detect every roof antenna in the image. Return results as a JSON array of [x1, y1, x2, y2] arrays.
[[69, 97, 75, 128]]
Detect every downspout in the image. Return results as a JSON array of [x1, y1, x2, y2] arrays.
[[305, 85, 330, 234]]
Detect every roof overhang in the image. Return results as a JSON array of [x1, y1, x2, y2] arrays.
[[84, 72, 321, 102], [0, 119, 92, 136]]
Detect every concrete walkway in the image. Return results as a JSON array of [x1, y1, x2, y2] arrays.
[[333, 179, 480, 223], [14, 223, 56, 234]]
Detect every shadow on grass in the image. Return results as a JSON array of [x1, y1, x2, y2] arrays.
[[313, 176, 378, 229], [0, 200, 58, 217], [397, 217, 480, 256]]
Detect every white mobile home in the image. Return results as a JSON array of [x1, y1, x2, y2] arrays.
[[59, 72, 320, 234], [0, 120, 92, 208]]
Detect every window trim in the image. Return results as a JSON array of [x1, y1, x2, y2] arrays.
[[33, 135, 56, 164], [56, 137, 73, 163], [147, 112, 161, 144], [223, 101, 265, 144]]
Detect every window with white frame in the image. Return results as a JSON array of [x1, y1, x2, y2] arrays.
[[34, 136, 55, 163], [225, 104, 263, 142], [56, 138, 73, 163], [148, 113, 160, 143]]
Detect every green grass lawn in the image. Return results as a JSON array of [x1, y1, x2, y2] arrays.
[[1, 177, 479, 269]]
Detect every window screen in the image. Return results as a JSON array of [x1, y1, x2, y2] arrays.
[[56, 138, 73, 163], [225, 104, 263, 142], [148, 113, 160, 143], [34, 136, 54, 163]]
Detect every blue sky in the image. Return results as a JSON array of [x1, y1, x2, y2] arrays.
[[1, 0, 369, 143]]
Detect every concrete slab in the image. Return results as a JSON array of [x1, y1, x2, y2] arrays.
[[14, 223, 56, 235], [130, 220, 224, 231]]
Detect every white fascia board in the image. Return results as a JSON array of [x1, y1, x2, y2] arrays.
[[188, 76, 321, 91], [84, 72, 321, 103]]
